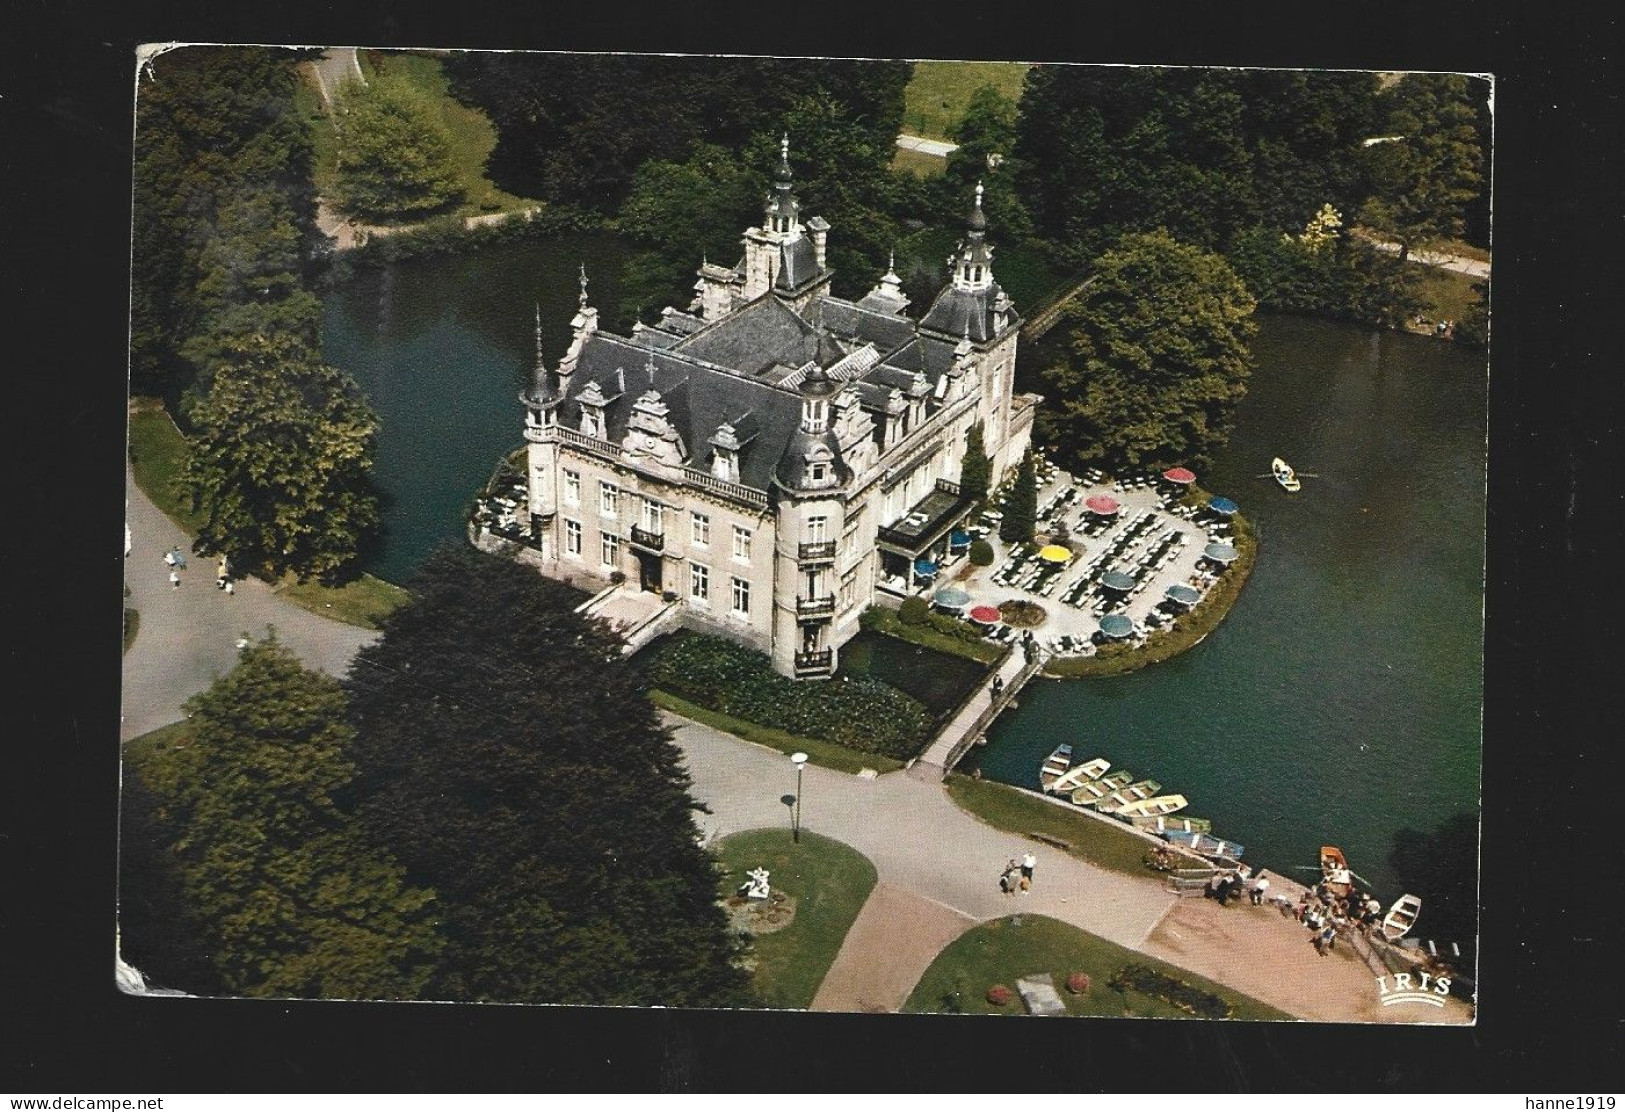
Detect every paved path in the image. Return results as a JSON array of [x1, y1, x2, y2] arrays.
[[121, 466, 377, 742], [895, 134, 958, 158], [675, 714, 1177, 954], [310, 47, 365, 109], [914, 649, 1030, 776], [810, 883, 974, 1013], [1360, 235, 1491, 278]]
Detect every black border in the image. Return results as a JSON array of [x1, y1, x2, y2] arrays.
[[9, 0, 1619, 1092]]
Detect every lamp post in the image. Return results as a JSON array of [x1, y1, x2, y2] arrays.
[[790, 752, 808, 843]]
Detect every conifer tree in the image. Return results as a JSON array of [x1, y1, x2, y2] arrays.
[[1000, 449, 1038, 545], [959, 422, 992, 503]]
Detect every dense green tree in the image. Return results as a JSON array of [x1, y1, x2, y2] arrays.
[[959, 421, 992, 503], [1227, 220, 1420, 329], [181, 333, 382, 581], [131, 46, 317, 399], [1358, 74, 1486, 262], [1041, 230, 1257, 471], [1454, 279, 1490, 350], [140, 639, 443, 998], [1000, 450, 1038, 545], [332, 80, 464, 221], [344, 548, 753, 1007], [946, 85, 1018, 191]]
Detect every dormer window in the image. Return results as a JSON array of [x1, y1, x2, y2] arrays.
[[811, 463, 828, 483]]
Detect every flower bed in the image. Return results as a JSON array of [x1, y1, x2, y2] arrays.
[[1108, 963, 1234, 1020], [646, 633, 933, 760]]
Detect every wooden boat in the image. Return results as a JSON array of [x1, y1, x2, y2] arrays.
[[1071, 771, 1132, 806], [1164, 828, 1242, 858], [1272, 456, 1301, 493], [1381, 894, 1423, 942], [1115, 793, 1189, 819], [1094, 779, 1163, 814], [1047, 757, 1110, 794], [1320, 845, 1354, 897], [1129, 813, 1213, 834], [1038, 744, 1073, 789]]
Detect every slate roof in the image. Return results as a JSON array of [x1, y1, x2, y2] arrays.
[[775, 235, 821, 291], [919, 282, 1008, 343]]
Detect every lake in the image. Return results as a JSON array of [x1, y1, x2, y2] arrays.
[[326, 249, 1486, 944]]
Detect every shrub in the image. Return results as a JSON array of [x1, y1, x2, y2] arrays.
[[986, 984, 1013, 1007], [1065, 972, 1091, 995], [646, 634, 932, 760], [898, 596, 930, 625], [969, 539, 994, 566]]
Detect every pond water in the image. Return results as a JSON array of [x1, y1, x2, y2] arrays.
[[325, 247, 1486, 945], [969, 316, 1486, 943]]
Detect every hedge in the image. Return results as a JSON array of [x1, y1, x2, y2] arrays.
[[1108, 963, 1233, 1020], [646, 634, 933, 760]]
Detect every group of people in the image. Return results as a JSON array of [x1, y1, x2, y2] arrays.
[[1205, 867, 1270, 907], [162, 545, 234, 594], [998, 852, 1037, 896], [1295, 883, 1383, 956]]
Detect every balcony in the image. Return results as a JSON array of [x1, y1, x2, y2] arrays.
[[794, 649, 834, 675], [796, 595, 836, 620], [877, 478, 974, 552], [798, 540, 837, 563], [629, 525, 665, 552]]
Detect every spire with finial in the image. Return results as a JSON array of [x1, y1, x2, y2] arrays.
[[968, 180, 987, 234], [646, 350, 658, 385], [578, 263, 590, 310], [534, 303, 547, 372], [765, 133, 800, 235]]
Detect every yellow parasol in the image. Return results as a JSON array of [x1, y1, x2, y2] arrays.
[[1037, 544, 1073, 564]]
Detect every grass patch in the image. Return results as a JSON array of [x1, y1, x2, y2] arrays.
[[366, 51, 539, 218], [272, 572, 410, 631], [127, 398, 203, 536], [858, 605, 1002, 664], [902, 913, 1292, 1019], [902, 61, 1031, 141], [713, 829, 878, 1009], [1043, 495, 1258, 679], [836, 629, 992, 722], [1409, 263, 1482, 325], [651, 690, 903, 775], [891, 146, 947, 177], [293, 61, 340, 192], [944, 773, 1161, 878]]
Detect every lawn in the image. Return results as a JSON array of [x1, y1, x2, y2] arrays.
[[126, 398, 410, 632], [650, 690, 904, 775], [902, 60, 1031, 141], [944, 773, 1163, 878], [857, 605, 1003, 665], [363, 51, 539, 218], [836, 629, 994, 720], [713, 829, 878, 1009], [1410, 263, 1484, 325], [891, 146, 946, 177], [903, 913, 1292, 1020]]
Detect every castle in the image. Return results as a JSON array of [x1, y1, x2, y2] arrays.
[[499, 139, 1039, 677]]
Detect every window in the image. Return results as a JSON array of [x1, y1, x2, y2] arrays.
[[563, 470, 581, 506], [690, 563, 709, 603], [810, 463, 827, 483], [599, 481, 619, 518], [730, 576, 750, 617], [841, 525, 859, 559], [732, 525, 752, 562], [641, 500, 664, 534], [807, 515, 827, 543], [601, 532, 620, 568], [691, 511, 710, 546], [564, 519, 582, 558], [840, 569, 858, 612]]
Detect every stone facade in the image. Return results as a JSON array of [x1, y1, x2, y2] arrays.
[[505, 143, 1040, 677]]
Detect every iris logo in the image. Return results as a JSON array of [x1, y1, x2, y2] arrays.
[[1375, 971, 1451, 1008]]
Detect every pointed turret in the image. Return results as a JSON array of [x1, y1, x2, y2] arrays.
[[918, 182, 1016, 342]]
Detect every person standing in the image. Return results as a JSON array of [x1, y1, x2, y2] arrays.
[[169, 569, 181, 590], [1019, 851, 1036, 894], [1251, 874, 1270, 906], [223, 579, 234, 596], [991, 674, 1005, 698]]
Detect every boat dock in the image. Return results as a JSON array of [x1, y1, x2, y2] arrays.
[[908, 646, 1044, 782]]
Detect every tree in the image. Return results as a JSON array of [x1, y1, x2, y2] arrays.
[[344, 547, 753, 1007], [1000, 450, 1038, 545], [332, 79, 463, 222], [139, 639, 443, 998], [181, 332, 382, 581], [1358, 74, 1486, 262], [1042, 230, 1257, 472], [959, 421, 992, 503], [946, 85, 1019, 192]]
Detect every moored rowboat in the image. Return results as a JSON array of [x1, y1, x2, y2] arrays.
[[1047, 757, 1110, 794], [1164, 828, 1243, 858], [1381, 894, 1423, 942], [1130, 813, 1212, 834], [1071, 770, 1133, 806], [1115, 793, 1188, 819], [1038, 744, 1074, 789], [1095, 779, 1163, 814]]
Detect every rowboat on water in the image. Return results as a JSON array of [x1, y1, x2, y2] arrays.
[[1115, 793, 1189, 819], [1272, 457, 1302, 493], [1094, 779, 1163, 814], [1165, 829, 1242, 858], [1321, 845, 1354, 897], [1129, 813, 1213, 834], [1071, 770, 1133, 806], [1047, 757, 1110, 794], [1381, 894, 1423, 942], [1038, 744, 1074, 789]]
